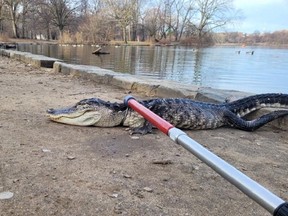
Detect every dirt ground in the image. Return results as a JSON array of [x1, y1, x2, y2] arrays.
[[0, 56, 287, 216]]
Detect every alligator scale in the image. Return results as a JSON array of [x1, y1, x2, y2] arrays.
[[47, 93, 288, 134]]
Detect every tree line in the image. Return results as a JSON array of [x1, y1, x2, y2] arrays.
[[0, 0, 242, 46], [215, 31, 288, 46], [1, 0, 287, 46]]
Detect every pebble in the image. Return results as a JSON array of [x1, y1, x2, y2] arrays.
[[143, 187, 153, 192], [0, 191, 14, 200], [152, 159, 173, 165], [123, 174, 132, 178], [130, 136, 140, 140], [13, 179, 20, 183], [67, 156, 76, 160], [109, 193, 118, 198], [193, 165, 200, 170], [42, 148, 51, 153]]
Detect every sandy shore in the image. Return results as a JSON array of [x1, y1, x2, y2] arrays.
[[0, 56, 287, 215]]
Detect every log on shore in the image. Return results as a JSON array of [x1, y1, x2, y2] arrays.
[[92, 47, 110, 55], [0, 42, 17, 49]]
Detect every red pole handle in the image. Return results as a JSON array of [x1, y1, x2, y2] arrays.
[[124, 96, 174, 135]]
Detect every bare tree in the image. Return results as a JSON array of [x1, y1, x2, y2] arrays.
[[48, 0, 78, 38], [80, 8, 114, 43], [142, 0, 195, 42], [90, 0, 103, 12], [142, 7, 162, 41], [191, 0, 239, 45], [33, 0, 54, 39], [19, 0, 37, 38], [4, 0, 21, 38], [105, 0, 138, 43], [142, 0, 173, 41], [0, 0, 6, 32], [79, 0, 88, 15], [169, 0, 195, 41], [160, 0, 172, 40]]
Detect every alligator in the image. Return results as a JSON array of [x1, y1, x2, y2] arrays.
[[47, 93, 288, 134]]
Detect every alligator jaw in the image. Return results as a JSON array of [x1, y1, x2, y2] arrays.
[[47, 107, 102, 126], [46, 98, 127, 127]]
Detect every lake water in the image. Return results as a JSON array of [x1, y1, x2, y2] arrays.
[[17, 44, 288, 94]]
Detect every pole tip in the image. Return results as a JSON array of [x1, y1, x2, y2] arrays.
[[124, 95, 135, 106], [274, 202, 288, 216]]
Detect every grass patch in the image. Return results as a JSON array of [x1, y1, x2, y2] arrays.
[[0, 33, 10, 42]]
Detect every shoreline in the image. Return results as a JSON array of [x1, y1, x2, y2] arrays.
[[2, 38, 288, 48]]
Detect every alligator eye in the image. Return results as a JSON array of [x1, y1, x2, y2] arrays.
[[47, 108, 55, 114]]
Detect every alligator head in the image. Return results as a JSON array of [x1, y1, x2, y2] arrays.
[[47, 98, 127, 127]]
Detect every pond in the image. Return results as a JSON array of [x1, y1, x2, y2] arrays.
[[17, 44, 288, 94]]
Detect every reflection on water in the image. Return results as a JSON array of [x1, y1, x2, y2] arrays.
[[17, 44, 288, 94]]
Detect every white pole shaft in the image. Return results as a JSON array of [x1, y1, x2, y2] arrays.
[[168, 128, 285, 214]]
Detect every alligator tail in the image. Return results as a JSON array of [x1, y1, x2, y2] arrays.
[[224, 109, 288, 131], [226, 93, 288, 116]]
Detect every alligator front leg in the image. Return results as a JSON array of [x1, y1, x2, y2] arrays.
[[130, 121, 153, 135], [224, 109, 288, 131]]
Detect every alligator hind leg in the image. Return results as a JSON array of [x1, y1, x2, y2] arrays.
[[224, 109, 288, 131]]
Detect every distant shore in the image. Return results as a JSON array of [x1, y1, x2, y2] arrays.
[[1, 38, 288, 48]]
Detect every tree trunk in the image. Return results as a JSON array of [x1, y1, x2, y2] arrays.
[[21, 15, 26, 38], [9, 9, 18, 38], [11, 20, 18, 38], [196, 30, 203, 48], [123, 26, 127, 44], [59, 29, 64, 40]]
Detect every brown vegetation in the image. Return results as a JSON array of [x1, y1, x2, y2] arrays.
[[0, 33, 9, 42]]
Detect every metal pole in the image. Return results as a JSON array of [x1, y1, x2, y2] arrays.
[[124, 95, 288, 216]]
